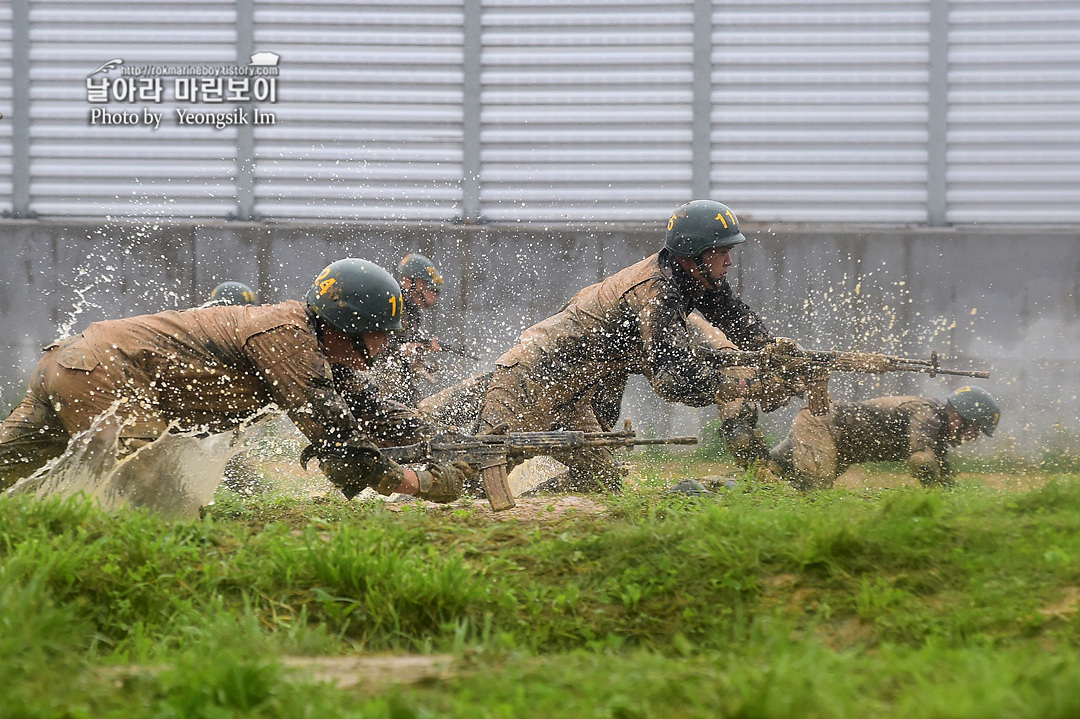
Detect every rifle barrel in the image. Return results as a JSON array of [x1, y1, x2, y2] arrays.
[[629, 437, 699, 446], [899, 365, 991, 379]]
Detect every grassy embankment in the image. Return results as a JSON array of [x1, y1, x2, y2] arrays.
[[4, 455, 1080, 718]]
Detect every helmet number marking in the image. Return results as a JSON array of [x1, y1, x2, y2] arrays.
[[667, 214, 676, 231], [314, 267, 333, 295], [389, 294, 399, 316], [714, 210, 736, 228], [318, 277, 336, 296]]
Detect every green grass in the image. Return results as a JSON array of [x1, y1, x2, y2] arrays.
[[4, 466, 1080, 717]]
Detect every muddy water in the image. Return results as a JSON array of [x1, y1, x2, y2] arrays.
[[4, 409, 279, 520]]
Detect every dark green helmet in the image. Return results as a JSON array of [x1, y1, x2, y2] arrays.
[[947, 386, 1000, 436], [305, 259, 404, 334], [664, 200, 746, 257], [397, 253, 443, 292], [208, 281, 257, 306]]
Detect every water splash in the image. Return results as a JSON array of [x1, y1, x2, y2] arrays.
[[4, 408, 278, 520]]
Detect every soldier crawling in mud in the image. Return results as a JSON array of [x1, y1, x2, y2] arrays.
[[0, 259, 471, 504], [370, 253, 448, 406], [197, 279, 263, 493], [420, 199, 804, 493], [767, 386, 1000, 490]]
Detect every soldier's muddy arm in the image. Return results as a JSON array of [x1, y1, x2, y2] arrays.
[[330, 364, 431, 446], [636, 284, 741, 406], [637, 290, 792, 409], [245, 324, 410, 498], [692, 281, 775, 351], [906, 405, 951, 485]]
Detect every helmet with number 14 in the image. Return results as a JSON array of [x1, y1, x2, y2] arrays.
[[305, 259, 404, 335]]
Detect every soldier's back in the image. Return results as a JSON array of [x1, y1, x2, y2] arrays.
[[834, 396, 943, 464]]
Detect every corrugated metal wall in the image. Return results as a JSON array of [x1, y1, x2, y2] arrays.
[[479, 0, 694, 221], [711, 1, 931, 223], [4, 0, 1080, 224], [24, 0, 239, 218], [253, 0, 464, 220], [947, 0, 1080, 223], [0, 2, 12, 210]]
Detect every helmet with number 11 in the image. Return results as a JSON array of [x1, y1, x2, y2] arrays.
[[664, 200, 747, 258]]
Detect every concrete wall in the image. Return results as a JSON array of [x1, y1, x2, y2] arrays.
[[2, 219, 1077, 458]]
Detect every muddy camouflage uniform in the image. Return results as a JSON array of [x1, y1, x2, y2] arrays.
[[0, 301, 427, 493], [473, 249, 774, 490], [420, 314, 755, 435], [769, 396, 956, 489]]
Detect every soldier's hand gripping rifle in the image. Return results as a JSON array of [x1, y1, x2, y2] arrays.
[[703, 340, 991, 417], [381, 419, 699, 512]]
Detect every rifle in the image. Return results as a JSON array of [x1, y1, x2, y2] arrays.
[[382, 419, 698, 511], [414, 333, 480, 361], [702, 341, 991, 417]]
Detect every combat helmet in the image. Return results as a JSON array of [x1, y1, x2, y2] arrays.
[[207, 281, 257, 306], [664, 200, 746, 258], [397, 253, 443, 292], [947, 386, 1000, 436], [306, 259, 404, 334]]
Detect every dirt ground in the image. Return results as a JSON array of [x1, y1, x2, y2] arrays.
[[834, 466, 1050, 492], [385, 493, 609, 522], [97, 654, 457, 691], [235, 453, 1057, 527], [640, 457, 1055, 493], [279, 654, 456, 689]]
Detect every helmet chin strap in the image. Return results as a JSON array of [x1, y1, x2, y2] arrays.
[[693, 255, 719, 290]]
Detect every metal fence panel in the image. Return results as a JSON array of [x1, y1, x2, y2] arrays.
[[947, 0, 1080, 223], [711, 0, 932, 223], [27, 0, 239, 217], [4, 0, 1080, 224], [478, 0, 695, 221], [0, 3, 12, 211], [253, 0, 464, 220]]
